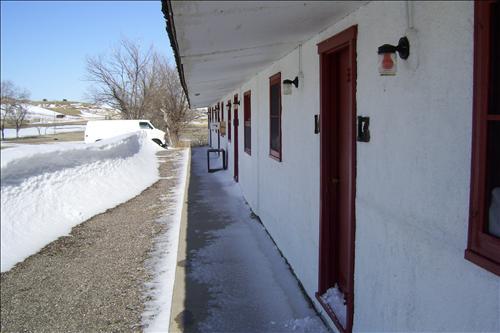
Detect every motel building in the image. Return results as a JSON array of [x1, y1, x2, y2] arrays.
[[162, 1, 499, 332]]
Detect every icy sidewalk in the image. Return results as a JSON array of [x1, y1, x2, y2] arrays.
[[169, 148, 327, 333]]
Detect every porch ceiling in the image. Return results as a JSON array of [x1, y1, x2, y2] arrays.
[[164, 1, 367, 108]]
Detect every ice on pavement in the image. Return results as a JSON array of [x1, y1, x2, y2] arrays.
[[183, 149, 328, 332]]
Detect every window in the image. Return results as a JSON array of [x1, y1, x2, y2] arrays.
[[139, 121, 153, 129], [228, 101, 232, 141], [221, 102, 225, 136], [244, 90, 251, 154], [269, 73, 282, 161], [465, 0, 500, 276]]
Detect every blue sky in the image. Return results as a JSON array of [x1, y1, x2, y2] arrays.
[[0, 1, 174, 101]]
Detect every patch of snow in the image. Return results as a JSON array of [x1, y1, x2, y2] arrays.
[[320, 285, 347, 328], [24, 104, 61, 117], [80, 110, 106, 119], [142, 149, 189, 333], [99, 103, 114, 109], [1, 104, 81, 122], [0, 133, 163, 272], [283, 316, 329, 333]]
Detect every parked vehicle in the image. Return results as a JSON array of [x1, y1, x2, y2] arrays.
[[84, 120, 167, 147]]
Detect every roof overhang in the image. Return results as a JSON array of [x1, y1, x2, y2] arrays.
[[162, 1, 367, 108]]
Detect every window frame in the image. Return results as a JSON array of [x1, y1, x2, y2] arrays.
[[220, 102, 224, 136], [228, 100, 232, 142], [244, 90, 252, 155], [269, 72, 282, 161], [465, 0, 500, 276]]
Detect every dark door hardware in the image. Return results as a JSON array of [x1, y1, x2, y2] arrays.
[[357, 116, 370, 142]]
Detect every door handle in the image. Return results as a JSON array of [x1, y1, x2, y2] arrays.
[[332, 178, 340, 184]]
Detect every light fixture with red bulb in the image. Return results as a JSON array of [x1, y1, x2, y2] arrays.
[[377, 37, 410, 76]]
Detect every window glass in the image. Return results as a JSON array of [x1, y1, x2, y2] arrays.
[[244, 92, 251, 153], [139, 122, 153, 129], [487, 122, 500, 237], [270, 85, 280, 117], [270, 118, 280, 152]]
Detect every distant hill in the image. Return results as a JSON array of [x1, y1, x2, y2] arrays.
[[27, 100, 121, 123]]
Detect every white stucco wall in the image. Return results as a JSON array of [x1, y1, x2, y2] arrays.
[[209, 1, 499, 331]]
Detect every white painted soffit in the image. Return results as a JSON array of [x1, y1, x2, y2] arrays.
[[169, 1, 367, 108]]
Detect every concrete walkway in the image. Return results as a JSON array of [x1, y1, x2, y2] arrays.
[[169, 148, 327, 333]]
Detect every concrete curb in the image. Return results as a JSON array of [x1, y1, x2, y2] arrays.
[[168, 147, 191, 333]]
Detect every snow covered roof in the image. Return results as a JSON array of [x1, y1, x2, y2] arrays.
[[162, 1, 367, 108]]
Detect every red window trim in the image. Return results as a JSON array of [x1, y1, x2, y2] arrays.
[[269, 72, 282, 161], [244, 90, 251, 155], [228, 100, 232, 142], [220, 101, 225, 136], [465, 0, 500, 276]]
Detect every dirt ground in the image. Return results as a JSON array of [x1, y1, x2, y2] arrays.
[[0, 148, 187, 332]]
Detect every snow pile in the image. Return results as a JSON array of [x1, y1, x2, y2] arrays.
[[0, 132, 163, 272], [320, 285, 347, 327], [142, 149, 189, 332]]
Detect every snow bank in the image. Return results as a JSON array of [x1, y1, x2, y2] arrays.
[[0, 133, 163, 272]]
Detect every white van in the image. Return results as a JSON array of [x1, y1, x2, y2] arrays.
[[85, 120, 167, 147]]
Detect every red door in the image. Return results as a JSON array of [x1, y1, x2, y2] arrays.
[[233, 94, 239, 182], [317, 26, 357, 333]]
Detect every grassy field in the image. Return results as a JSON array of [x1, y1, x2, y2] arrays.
[[32, 100, 94, 117], [3, 121, 87, 129], [1, 131, 85, 148], [179, 122, 208, 147]]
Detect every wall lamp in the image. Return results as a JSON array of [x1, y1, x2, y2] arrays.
[[226, 101, 231, 108], [378, 36, 410, 76], [283, 76, 299, 95], [233, 96, 240, 105]]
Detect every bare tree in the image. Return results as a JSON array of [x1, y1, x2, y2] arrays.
[[1, 80, 30, 139], [86, 39, 156, 120], [150, 56, 196, 146], [0, 81, 14, 140], [86, 39, 196, 147]]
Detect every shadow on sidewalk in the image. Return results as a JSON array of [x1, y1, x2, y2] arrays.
[[171, 147, 326, 333]]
